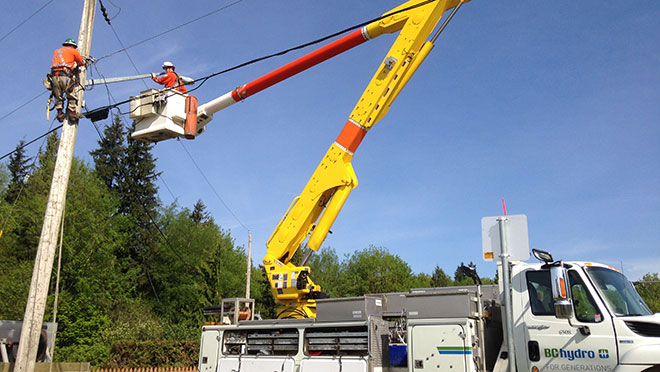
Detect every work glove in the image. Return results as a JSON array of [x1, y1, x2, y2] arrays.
[[85, 56, 97, 64], [78, 66, 86, 73], [151, 72, 157, 79]]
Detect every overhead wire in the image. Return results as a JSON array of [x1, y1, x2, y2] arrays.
[[177, 138, 250, 232], [88, 61, 198, 270], [4, 0, 441, 234], [106, 21, 149, 89], [0, 0, 242, 125], [0, 119, 58, 240], [88, 0, 440, 114], [95, 0, 245, 62], [3, 0, 437, 140], [95, 7, 254, 241], [0, 91, 50, 124], [158, 174, 177, 202], [0, 124, 62, 161], [0, 0, 54, 43]]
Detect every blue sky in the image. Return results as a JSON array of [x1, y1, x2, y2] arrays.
[[1, 0, 659, 281]]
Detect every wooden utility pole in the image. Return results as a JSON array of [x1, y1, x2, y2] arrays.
[[14, 1, 96, 371], [245, 231, 252, 298]]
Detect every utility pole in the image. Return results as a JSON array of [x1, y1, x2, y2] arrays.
[[245, 231, 252, 298], [14, 1, 96, 371]]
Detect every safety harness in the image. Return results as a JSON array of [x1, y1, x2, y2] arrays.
[[45, 47, 83, 119], [51, 48, 74, 76]]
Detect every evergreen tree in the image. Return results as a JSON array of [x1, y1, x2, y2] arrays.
[[454, 261, 467, 282], [149, 206, 245, 336], [120, 121, 160, 216], [90, 115, 126, 191], [454, 261, 477, 284], [430, 265, 452, 287], [89, 118, 161, 300], [5, 140, 32, 202], [37, 132, 59, 170], [2, 134, 59, 260], [0, 165, 9, 196], [190, 199, 214, 226]]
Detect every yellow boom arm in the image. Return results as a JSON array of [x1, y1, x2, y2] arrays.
[[264, 0, 467, 318]]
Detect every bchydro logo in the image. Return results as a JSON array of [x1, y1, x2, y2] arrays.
[[544, 348, 609, 361]]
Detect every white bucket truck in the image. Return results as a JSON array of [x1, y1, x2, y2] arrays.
[[197, 215, 659, 372]]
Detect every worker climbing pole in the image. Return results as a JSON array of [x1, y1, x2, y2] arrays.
[[47, 38, 87, 122], [15, 1, 97, 372]]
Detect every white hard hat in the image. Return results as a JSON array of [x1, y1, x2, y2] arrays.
[[162, 61, 175, 69]]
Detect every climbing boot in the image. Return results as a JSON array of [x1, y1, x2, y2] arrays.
[[67, 110, 81, 122], [56, 109, 65, 123]]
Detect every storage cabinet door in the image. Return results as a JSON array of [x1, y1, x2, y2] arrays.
[[410, 324, 469, 372]]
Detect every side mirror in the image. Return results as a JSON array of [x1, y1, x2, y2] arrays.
[[550, 263, 573, 319]]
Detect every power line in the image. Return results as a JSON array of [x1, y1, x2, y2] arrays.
[[0, 125, 62, 161], [87, 62, 198, 272], [3, 0, 441, 158], [96, 0, 245, 62], [88, 0, 440, 114], [158, 174, 177, 202], [0, 0, 243, 125], [0, 91, 49, 124], [106, 22, 149, 89], [177, 138, 250, 232], [0, 0, 54, 43], [0, 120, 57, 243]]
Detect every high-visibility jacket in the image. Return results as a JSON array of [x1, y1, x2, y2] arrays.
[[51, 46, 84, 73], [153, 71, 188, 94]]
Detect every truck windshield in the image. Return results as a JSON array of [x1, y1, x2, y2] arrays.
[[585, 267, 652, 317]]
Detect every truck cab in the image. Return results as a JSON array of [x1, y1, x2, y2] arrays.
[[510, 261, 660, 372]]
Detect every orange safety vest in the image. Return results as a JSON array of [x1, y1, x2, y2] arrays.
[[153, 71, 188, 94], [51, 46, 84, 73]]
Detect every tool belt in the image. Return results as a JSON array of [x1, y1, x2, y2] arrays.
[[50, 68, 71, 77]]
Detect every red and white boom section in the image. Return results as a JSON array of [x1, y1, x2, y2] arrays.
[[131, 0, 467, 143]]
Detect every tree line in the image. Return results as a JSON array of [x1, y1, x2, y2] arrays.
[[1, 118, 658, 366]]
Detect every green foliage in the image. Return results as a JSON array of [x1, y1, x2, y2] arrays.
[[90, 116, 126, 191], [410, 272, 432, 289], [105, 340, 199, 368], [251, 266, 276, 319], [0, 258, 32, 318], [0, 163, 9, 194], [147, 205, 247, 337], [2, 130, 510, 368], [430, 265, 452, 287], [190, 199, 214, 226], [5, 140, 32, 203], [636, 273, 660, 313], [342, 245, 416, 296], [307, 247, 344, 297]]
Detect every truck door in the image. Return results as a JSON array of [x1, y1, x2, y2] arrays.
[[518, 268, 617, 372]]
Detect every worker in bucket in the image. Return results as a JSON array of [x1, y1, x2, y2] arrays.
[[49, 38, 85, 122], [152, 61, 188, 94]]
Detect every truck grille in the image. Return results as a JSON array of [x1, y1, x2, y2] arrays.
[[624, 321, 660, 337]]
